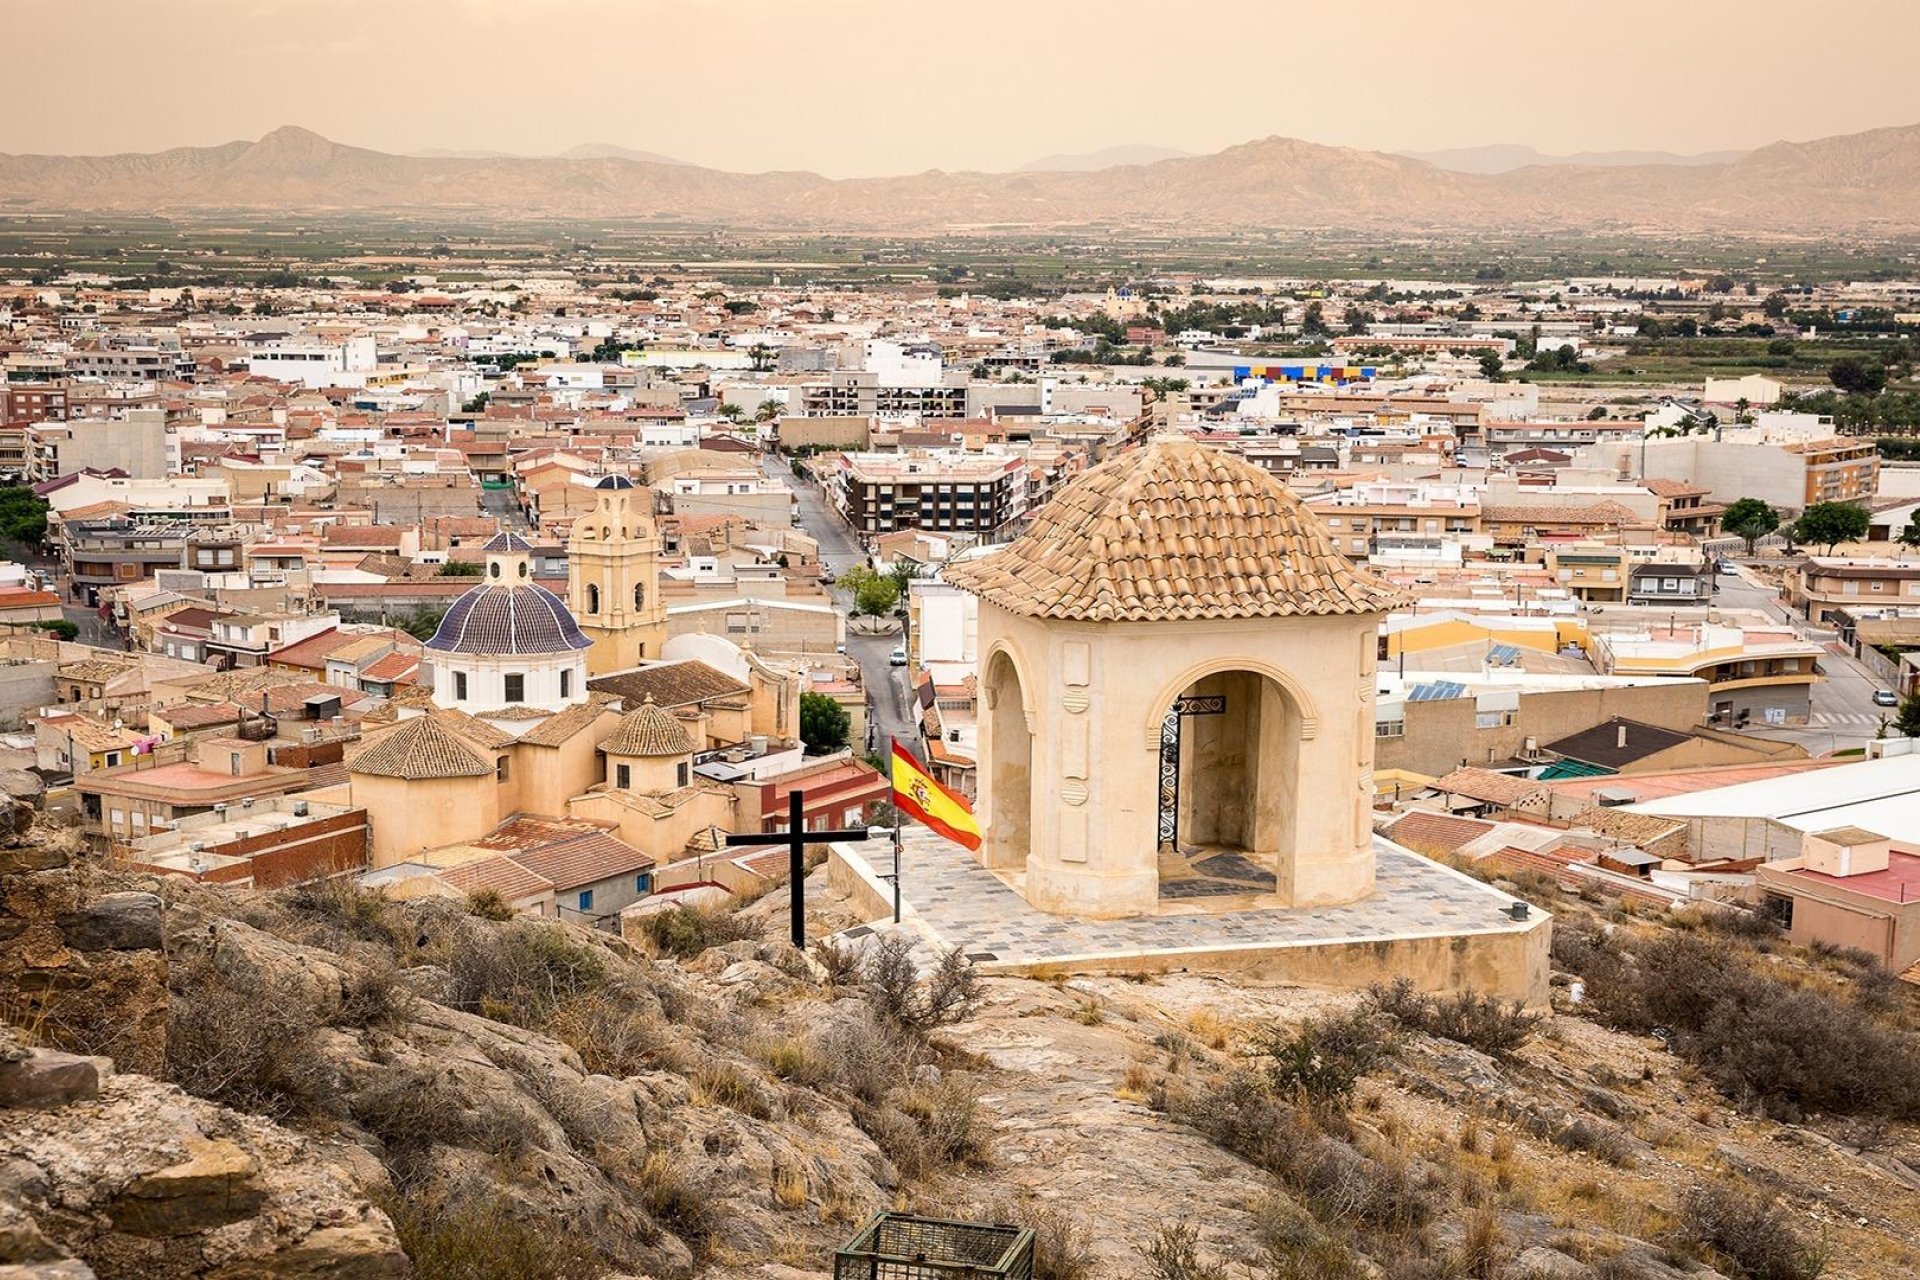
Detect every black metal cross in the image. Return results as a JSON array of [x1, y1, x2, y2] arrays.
[[726, 788, 871, 949]]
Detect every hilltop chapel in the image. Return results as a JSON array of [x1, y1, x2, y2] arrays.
[[943, 435, 1410, 919], [333, 475, 800, 871]]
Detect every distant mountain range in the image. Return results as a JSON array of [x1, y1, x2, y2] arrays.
[[411, 142, 689, 165], [1399, 143, 1748, 175], [5, 123, 1920, 233], [1017, 144, 1194, 172]]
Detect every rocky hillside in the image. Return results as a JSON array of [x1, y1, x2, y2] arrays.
[[6, 123, 1920, 232], [6, 799, 1920, 1279]]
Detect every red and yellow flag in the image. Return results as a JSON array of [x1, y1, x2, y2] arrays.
[[891, 739, 982, 850]]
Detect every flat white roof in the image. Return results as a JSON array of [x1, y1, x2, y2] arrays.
[[1629, 754, 1920, 837]]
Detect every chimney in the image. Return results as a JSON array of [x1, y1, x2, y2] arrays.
[[1616, 723, 1628, 750]]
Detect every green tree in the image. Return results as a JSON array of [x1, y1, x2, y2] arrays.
[[1899, 519, 1920, 558], [799, 692, 851, 755], [1896, 693, 1920, 739], [396, 606, 448, 640], [1793, 501, 1870, 554], [32, 619, 77, 642], [754, 399, 784, 423], [1829, 357, 1888, 397], [717, 403, 745, 423], [0, 487, 48, 546], [1477, 352, 1505, 382], [1721, 497, 1781, 554], [853, 573, 900, 618], [439, 560, 482, 577]]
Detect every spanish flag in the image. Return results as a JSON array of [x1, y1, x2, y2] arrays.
[[891, 739, 982, 851]]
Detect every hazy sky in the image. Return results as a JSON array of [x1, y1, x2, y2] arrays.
[[10, 0, 1920, 176]]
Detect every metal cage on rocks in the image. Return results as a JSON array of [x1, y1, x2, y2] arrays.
[[834, 1214, 1034, 1280]]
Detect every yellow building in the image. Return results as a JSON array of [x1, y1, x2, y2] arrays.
[[568, 475, 668, 674]]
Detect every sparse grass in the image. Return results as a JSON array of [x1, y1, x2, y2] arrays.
[[443, 919, 610, 1028], [1116, 1060, 1157, 1103], [544, 986, 675, 1077], [771, 1164, 808, 1210], [378, 1192, 601, 1280], [1139, 1223, 1227, 1280], [1186, 1008, 1232, 1050], [692, 1059, 776, 1119], [633, 1151, 717, 1246]]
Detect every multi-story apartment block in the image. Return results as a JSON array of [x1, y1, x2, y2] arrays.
[[1592, 621, 1822, 726], [832, 451, 1028, 537], [65, 344, 197, 382], [59, 519, 196, 606], [799, 371, 968, 419], [1786, 558, 1920, 624], [2, 382, 70, 423], [1306, 483, 1481, 562]]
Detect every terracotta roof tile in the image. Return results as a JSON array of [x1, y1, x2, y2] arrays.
[[599, 695, 696, 758], [347, 714, 494, 780], [942, 436, 1409, 622], [587, 659, 750, 709], [1431, 767, 1547, 806]]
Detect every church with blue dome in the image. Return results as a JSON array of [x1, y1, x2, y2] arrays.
[[426, 532, 593, 713]]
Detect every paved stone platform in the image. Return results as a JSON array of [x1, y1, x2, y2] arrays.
[[827, 828, 1551, 1001]]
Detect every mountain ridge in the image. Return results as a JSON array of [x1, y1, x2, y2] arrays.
[[4, 122, 1920, 232]]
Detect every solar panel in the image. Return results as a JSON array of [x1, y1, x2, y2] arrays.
[[1408, 681, 1467, 702], [1488, 644, 1520, 664]]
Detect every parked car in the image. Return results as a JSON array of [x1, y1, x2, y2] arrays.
[[1874, 689, 1901, 707], [888, 645, 908, 667]]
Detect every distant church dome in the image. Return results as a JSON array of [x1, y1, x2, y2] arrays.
[[593, 474, 638, 490], [426, 534, 591, 656]]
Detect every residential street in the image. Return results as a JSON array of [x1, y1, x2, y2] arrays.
[[1714, 563, 1890, 754], [761, 453, 920, 753]]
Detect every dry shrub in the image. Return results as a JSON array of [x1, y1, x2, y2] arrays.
[[282, 876, 396, 944], [1551, 1117, 1635, 1167], [1366, 978, 1541, 1057], [974, 1194, 1095, 1280], [465, 887, 516, 921], [1249, 1198, 1368, 1280], [545, 985, 674, 1077], [1558, 928, 1920, 1120], [351, 1066, 539, 1175], [758, 1034, 828, 1085], [379, 1192, 601, 1280], [1251, 1008, 1396, 1106], [1670, 1181, 1827, 1280], [860, 1074, 992, 1179], [443, 919, 609, 1028], [1140, 1223, 1228, 1280], [692, 1058, 777, 1119], [336, 960, 413, 1029], [164, 954, 330, 1119], [633, 1151, 717, 1246], [1157, 1070, 1433, 1234], [810, 937, 864, 986], [1456, 1206, 1510, 1279], [862, 934, 981, 1033], [631, 904, 763, 958]]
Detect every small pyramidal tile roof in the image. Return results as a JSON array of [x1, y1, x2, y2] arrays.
[[599, 694, 694, 758], [348, 713, 495, 780], [943, 436, 1411, 623], [481, 530, 536, 553]]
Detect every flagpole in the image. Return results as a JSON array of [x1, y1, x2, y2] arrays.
[[888, 736, 903, 924]]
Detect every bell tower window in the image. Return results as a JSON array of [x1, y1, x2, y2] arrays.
[[586, 583, 600, 614], [634, 583, 645, 610]]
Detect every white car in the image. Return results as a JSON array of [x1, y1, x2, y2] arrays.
[[888, 646, 908, 667]]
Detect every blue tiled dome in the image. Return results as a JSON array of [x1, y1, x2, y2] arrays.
[[425, 582, 591, 655], [593, 474, 637, 490]]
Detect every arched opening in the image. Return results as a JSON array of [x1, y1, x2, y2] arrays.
[[1156, 669, 1300, 901], [634, 583, 645, 610], [585, 582, 600, 614], [981, 649, 1033, 872]]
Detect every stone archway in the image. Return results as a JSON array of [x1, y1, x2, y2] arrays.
[[1156, 668, 1303, 902], [980, 647, 1034, 873]]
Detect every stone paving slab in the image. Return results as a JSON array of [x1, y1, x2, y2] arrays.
[[833, 827, 1540, 967]]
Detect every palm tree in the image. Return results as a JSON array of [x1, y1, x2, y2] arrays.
[[718, 403, 745, 423], [754, 399, 783, 424]]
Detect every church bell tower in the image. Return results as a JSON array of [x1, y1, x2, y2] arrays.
[[567, 475, 668, 675]]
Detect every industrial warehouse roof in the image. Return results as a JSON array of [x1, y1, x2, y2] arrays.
[[1628, 754, 1920, 841], [942, 436, 1409, 623]]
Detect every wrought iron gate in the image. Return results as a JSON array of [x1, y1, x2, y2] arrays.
[[1157, 694, 1227, 848]]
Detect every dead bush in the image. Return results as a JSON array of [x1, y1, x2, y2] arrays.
[[351, 1066, 539, 1176], [898, 1074, 991, 1167], [973, 1194, 1095, 1280], [282, 876, 395, 944], [862, 934, 981, 1033], [545, 985, 675, 1077], [1670, 1181, 1827, 1280], [1252, 1007, 1396, 1105], [443, 919, 610, 1028], [1550, 1117, 1636, 1166], [811, 937, 864, 986], [335, 960, 413, 1029], [1139, 1223, 1228, 1280], [808, 1006, 924, 1103], [630, 904, 763, 958], [631, 1151, 718, 1249], [465, 888, 516, 921], [1557, 929, 1920, 1120], [378, 1191, 601, 1280], [693, 1059, 777, 1119], [1247, 1196, 1368, 1280], [1367, 979, 1541, 1057], [164, 955, 330, 1119]]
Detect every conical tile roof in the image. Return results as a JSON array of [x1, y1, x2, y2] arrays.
[[347, 713, 494, 780], [943, 436, 1410, 622], [599, 694, 695, 758]]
